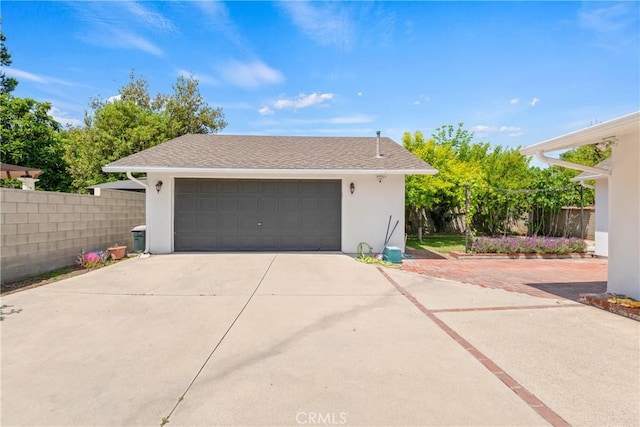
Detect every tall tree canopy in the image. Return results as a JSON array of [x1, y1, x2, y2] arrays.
[[0, 30, 71, 191], [64, 72, 227, 191], [1, 28, 18, 94], [1, 95, 72, 191]]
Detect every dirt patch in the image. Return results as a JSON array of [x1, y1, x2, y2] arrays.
[[1, 258, 130, 296]]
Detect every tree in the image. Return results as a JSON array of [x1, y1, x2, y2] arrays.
[[164, 75, 227, 137], [1, 29, 18, 94], [404, 123, 534, 235], [64, 100, 170, 189], [0, 94, 72, 191], [64, 72, 227, 190]]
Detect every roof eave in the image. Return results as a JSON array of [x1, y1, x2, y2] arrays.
[[520, 111, 639, 156], [102, 166, 437, 175]]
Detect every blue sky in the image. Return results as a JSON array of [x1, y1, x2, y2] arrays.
[[3, 1, 639, 152]]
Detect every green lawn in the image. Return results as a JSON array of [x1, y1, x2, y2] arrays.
[[406, 235, 466, 254]]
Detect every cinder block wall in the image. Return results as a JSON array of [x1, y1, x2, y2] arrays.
[[1, 188, 145, 284]]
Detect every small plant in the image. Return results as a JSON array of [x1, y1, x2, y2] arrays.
[[76, 249, 112, 269], [471, 236, 587, 254]]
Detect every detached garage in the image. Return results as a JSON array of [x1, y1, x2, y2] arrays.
[[103, 134, 436, 254]]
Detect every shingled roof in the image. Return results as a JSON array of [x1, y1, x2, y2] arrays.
[[103, 134, 435, 174]]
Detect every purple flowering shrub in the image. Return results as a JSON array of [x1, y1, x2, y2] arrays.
[[471, 236, 587, 254]]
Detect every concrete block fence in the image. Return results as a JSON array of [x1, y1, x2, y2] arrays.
[[1, 188, 145, 284]]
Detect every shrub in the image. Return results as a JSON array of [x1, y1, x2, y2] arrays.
[[471, 236, 586, 254]]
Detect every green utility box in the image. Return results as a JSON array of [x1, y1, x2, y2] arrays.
[[131, 225, 146, 253], [383, 246, 403, 264]]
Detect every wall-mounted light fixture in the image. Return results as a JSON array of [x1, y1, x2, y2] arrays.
[[155, 180, 163, 193], [376, 175, 386, 183], [349, 182, 355, 195]]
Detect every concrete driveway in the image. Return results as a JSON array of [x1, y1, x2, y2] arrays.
[[1, 254, 638, 426]]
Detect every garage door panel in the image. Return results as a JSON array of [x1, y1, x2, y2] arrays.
[[196, 214, 217, 229], [198, 198, 217, 211], [175, 179, 341, 251], [177, 180, 199, 194]]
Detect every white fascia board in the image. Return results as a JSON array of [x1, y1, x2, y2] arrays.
[[102, 166, 438, 175], [569, 172, 608, 182], [520, 111, 639, 156]]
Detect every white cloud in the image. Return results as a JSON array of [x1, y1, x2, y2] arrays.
[[510, 98, 519, 105], [3, 68, 75, 86], [578, 3, 634, 34], [273, 92, 334, 110], [50, 106, 83, 128], [122, 1, 176, 32], [412, 94, 430, 105], [106, 94, 121, 103], [258, 106, 274, 116], [113, 30, 164, 57], [289, 114, 374, 125], [278, 1, 354, 50], [218, 60, 284, 89], [71, 2, 170, 57], [530, 97, 540, 107], [472, 125, 522, 137], [194, 1, 247, 51], [176, 68, 218, 85], [472, 125, 496, 133], [499, 126, 521, 132], [357, 92, 363, 97]]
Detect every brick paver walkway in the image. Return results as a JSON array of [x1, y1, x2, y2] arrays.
[[401, 256, 608, 300]]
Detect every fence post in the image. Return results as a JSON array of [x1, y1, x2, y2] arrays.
[[465, 184, 471, 253], [579, 185, 584, 239]]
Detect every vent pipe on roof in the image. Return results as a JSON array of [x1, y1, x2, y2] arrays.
[[376, 131, 383, 158]]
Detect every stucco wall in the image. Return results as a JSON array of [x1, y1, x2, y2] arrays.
[[0, 188, 145, 284], [144, 172, 405, 254], [608, 140, 639, 299], [594, 178, 608, 257]]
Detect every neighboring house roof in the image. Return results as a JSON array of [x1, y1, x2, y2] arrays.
[[570, 158, 612, 182], [520, 111, 639, 156], [0, 163, 43, 179], [86, 179, 146, 191], [103, 134, 436, 175]]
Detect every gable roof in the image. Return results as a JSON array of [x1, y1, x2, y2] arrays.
[[103, 134, 436, 175], [570, 158, 611, 182]]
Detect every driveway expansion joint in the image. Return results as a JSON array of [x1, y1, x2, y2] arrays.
[[161, 254, 278, 426], [376, 267, 571, 427]]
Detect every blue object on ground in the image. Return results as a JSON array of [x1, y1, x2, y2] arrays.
[[383, 246, 403, 264]]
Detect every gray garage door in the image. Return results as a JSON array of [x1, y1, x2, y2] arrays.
[[174, 179, 341, 251]]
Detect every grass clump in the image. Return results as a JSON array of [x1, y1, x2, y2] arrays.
[[406, 235, 466, 254]]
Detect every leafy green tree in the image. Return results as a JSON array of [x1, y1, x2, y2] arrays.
[[165, 75, 227, 137], [0, 94, 72, 191], [1, 29, 18, 94], [404, 124, 534, 235], [64, 72, 227, 191]]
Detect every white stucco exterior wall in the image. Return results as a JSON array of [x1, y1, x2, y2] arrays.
[[608, 140, 640, 299], [594, 178, 608, 257], [341, 174, 405, 253], [143, 172, 405, 255]]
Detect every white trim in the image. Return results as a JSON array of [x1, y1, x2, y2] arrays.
[[126, 172, 150, 254], [103, 166, 436, 175], [534, 151, 611, 176], [520, 111, 639, 155]]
